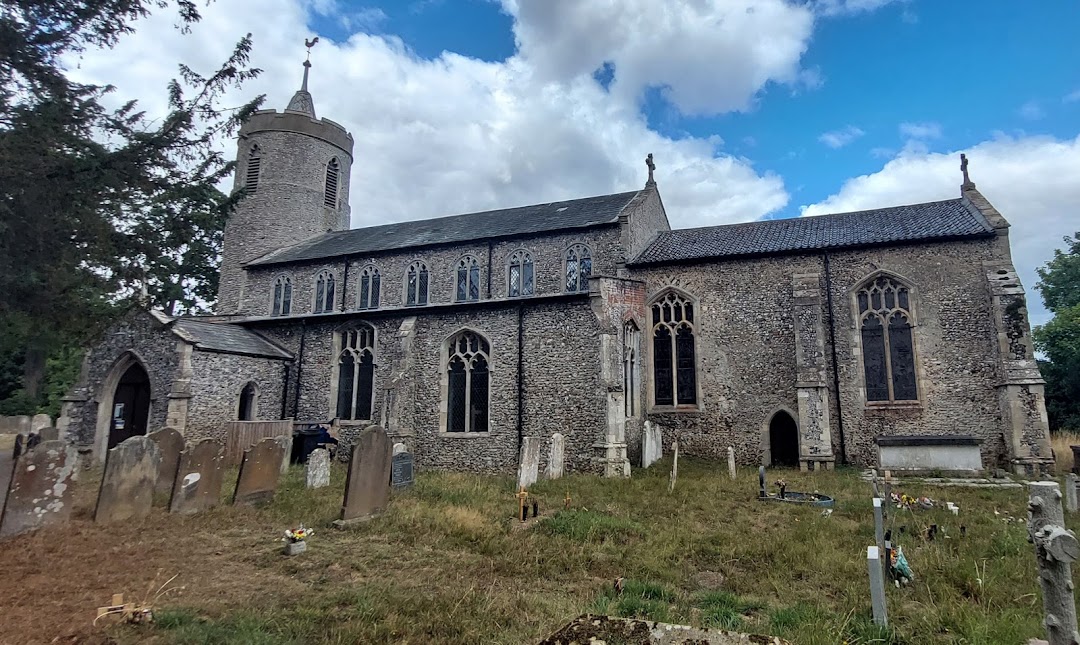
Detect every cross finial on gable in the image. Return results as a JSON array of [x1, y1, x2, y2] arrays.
[[645, 153, 656, 187], [960, 153, 975, 190]]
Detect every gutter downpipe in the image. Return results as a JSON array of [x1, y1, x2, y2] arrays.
[[280, 362, 291, 420], [822, 251, 847, 465], [516, 301, 524, 455], [292, 319, 307, 420]]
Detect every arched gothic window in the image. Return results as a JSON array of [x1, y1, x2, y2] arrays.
[[245, 145, 261, 194], [507, 249, 534, 297], [565, 244, 592, 292], [358, 265, 380, 310], [336, 325, 376, 421], [313, 270, 336, 313], [456, 255, 481, 302], [238, 381, 258, 421], [857, 275, 918, 402], [271, 276, 292, 316], [405, 261, 429, 306], [324, 158, 340, 208], [651, 291, 697, 407], [445, 330, 490, 433], [624, 320, 640, 417]]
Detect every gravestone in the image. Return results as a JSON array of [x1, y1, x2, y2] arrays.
[[337, 425, 392, 525], [37, 426, 58, 441], [517, 436, 542, 489], [94, 436, 161, 523], [0, 440, 77, 538], [391, 451, 414, 488], [547, 433, 565, 480], [30, 414, 51, 434], [306, 448, 330, 489], [170, 439, 226, 514], [642, 421, 662, 468], [867, 546, 888, 626], [668, 440, 679, 492], [275, 434, 292, 474], [727, 446, 737, 480], [233, 437, 286, 506], [148, 427, 184, 502], [393, 442, 407, 455]]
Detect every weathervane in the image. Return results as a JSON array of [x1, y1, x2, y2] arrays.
[[646, 153, 656, 186], [305, 37, 320, 62]]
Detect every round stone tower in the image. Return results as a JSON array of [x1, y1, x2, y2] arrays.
[[216, 58, 354, 314]]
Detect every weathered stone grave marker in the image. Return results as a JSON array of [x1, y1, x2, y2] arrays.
[[233, 437, 285, 506], [517, 436, 541, 489], [170, 439, 226, 514], [727, 446, 736, 480], [306, 448, 330, 489], [1065, 473, 1078, 514], [392, 442, 407, 455], [867, 546, 888, 627], [95, 436, 161, 523], [148, 427, 184, 502], [336, 425, 392, 526], [547, 433, 564, 480], [1028, 481, 1080, 645], [642, 421, 662, 468], [30, 414, 51, 434], [275, 434, 292, 474], [0, 440, 76, 538], [391, 450, 414, 488], [668, 440, 679, 493]]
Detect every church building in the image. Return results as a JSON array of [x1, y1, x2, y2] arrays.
[[56, 63, 1053, 476]]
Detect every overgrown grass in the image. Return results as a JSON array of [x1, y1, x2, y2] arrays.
[[16, 457, 1071, 644], [1051, 430, 1080, 472]]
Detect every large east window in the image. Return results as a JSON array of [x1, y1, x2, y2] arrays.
[[857, 275, 918, 402], [651, 290, 697, 407]]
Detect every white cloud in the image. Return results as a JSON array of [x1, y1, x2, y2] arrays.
[[1019, 100, 1045, 120], [1064, 89, 1080, 103], [818, 125, 865, 149], [801, 134, 1080, 326], [898, 121, 942, 140], [814, 0, 905, 17]]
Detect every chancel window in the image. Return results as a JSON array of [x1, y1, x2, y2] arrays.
[[271, 276, 292, 316], [405, 261, 429, 306], [507, 250, 534, 297], [858, 276, 918, 402], [358, 265, 380, 310], [336, 325, 376, 421], [565, 244, 592, 292], [324, 158, 340, 208], [445, 330, 490, 433], [238, 382, 257, 421], [245, 146, 261, 194], [624, 320, 639, 417], [651, 291, 697, 407], [456, 256, 481, 302], [313, 270, 336, 313]]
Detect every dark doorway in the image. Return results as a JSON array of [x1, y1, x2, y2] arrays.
[[769, 410, 799, 467], [109, 363, 151, 449]]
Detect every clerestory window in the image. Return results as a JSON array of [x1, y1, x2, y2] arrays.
[[405, 261, 429, 306], [565, 244, 592, 292], [358, 265, 380, 310], [456, 256, 481, 302], [313, 270, 336, 313], [271, 276, 292, 316], [507, 249, 534, 297]]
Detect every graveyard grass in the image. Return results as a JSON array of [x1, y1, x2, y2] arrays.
[[0, 459, 1066, 645]]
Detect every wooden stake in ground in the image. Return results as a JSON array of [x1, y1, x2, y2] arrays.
[[516, 487, 529, 523], [866, 546, 888, 627], [1027, 481, 1080, 645], [668, 441, 679, 493]]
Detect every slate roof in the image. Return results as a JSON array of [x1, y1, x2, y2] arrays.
[[630, 199, 994, 265], [247, 190, 643, 266], [171, 318, 292, 359]]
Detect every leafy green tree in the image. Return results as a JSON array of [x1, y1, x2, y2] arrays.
[[1035, 232, 1080, 431]]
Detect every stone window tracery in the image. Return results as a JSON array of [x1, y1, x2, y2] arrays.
[[313, 270, 336, 313], [358, 265, 380, 310], [271, 276, 292, 316], [405, 260, 429, 306], [445, 330, 490, 433], [336, 325, 376, 421], [624, 320, 640, 417], [507, 249, 534, 297], [565, 244, 592, 293], [245, 145, 261, 194], [857, 275, 918, 402], [456, 255, 481, 302], [651, 291, 697, 407], [324, 158, 340, 208]]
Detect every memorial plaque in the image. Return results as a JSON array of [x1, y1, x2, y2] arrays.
[[391, 452, 414, 488]]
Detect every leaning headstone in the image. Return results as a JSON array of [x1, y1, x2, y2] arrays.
[[391, 450, 414, 488], [0, 441, 76, 538], [233, 437, 286, 507], [94, 436, 161, 523], [642, 421, 662, 468], [727, 446, 737, 480], [336, 425, 392, 525], [867, 546, 888, 626], [30, 414, 51, 434], [547, 433, 565, 480], [306, 448, 330, 489], [148, 428, 184, 502], [392, 442, 407, 455], [517, 436, 542, 489], [170, 439, 226, 514]]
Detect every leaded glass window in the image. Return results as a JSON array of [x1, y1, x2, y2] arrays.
[[313, 270, 336, 313], [507, 249, 534, 297], [358, 265, 380, 310], [271, 276, 292, 316], [651, 291, 697, 406], [857, 275, 918, 402], [623, 321, 639, 417], [336, 325, 376, 421], [456, 256, 481, 302], [324, 158, 340, 208], [565, 244, 592, 292], [445, 330, 490, 432], [406, 261, 429, 306]]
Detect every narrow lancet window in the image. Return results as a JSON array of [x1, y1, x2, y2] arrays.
[[406, 261, 429, 306], [271, 276, 292, 316], [314, 270, 336, 313]]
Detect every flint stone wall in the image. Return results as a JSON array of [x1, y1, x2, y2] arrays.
[[185, 350, 287, 443]]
